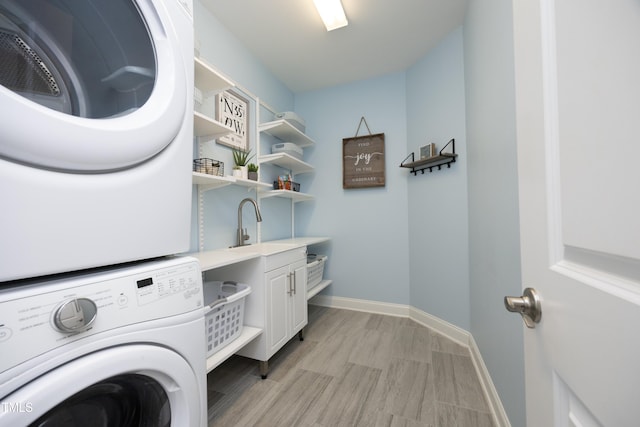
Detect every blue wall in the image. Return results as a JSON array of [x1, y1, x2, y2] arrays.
[[295, 73, 411, 305], [464, 0, 525, 424], [406, 28, 470, 330]]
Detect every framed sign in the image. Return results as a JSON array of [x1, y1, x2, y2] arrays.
[[342, 133, 385, 189], [216, 89, 249, 150], [420, 143, 436, 159]]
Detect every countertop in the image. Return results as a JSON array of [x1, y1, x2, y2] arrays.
[[186, 237, 330, 272]]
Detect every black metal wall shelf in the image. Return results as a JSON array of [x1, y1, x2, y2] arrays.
[[400, 139, 457, 176]]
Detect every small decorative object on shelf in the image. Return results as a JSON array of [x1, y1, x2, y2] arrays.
[[274, 174, 300, 191], [232, 148, 254, 179], [400, 139, 457, 176], [193, 158, 224, 176], [247, 163, 259, 181], [420, 143, 436, 159]]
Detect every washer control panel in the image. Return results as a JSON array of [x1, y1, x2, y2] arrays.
[[0, 257, 203, 374]]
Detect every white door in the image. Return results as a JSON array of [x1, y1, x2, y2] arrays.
[[267, 265, 290, 355], [512, 0, 640, 426]]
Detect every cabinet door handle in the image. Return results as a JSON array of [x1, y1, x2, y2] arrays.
[[292, 271, 297, 295], [287, 272, 293, 296]]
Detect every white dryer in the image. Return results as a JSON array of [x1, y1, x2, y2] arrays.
[[0, 257, 206, 426], [0, 0, 195, 281]]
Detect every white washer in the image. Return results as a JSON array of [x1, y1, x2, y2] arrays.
[[0, 257, 206, 426], [0, 0, 195, 281]]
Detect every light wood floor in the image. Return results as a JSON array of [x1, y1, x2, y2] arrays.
[[207, 305, 496, 427]]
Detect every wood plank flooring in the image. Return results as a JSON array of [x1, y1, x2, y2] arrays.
[[207, 306, 495, 427]]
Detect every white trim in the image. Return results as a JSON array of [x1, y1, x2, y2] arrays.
[[408, 306, 469, 348], [308, 295, 511, 427], [468, 335, 512, 427], [540, 0, 564, 266], [309, 295, 409, 317]]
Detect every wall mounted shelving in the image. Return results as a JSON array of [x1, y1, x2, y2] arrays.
[[194, 111, 233, 138], [258, 153, 314, 175], [260, 190, 314, 203], [400, 138, 458, 176], [194, 57, 233, 93], [192, 172, 273, 193], [258, 120, 315, 148], [193, 58, 235, 138], [258, 118, 315, 202]]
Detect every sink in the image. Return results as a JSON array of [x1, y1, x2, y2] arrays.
[[227, 242, 300, 255]]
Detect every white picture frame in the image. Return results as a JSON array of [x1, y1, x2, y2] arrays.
[[216, 89, 249, 150]]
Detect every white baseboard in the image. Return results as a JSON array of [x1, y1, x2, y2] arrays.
[[309, 294, 410, 317], [309, 295, 511, 427], [468, 335, 511, 427]]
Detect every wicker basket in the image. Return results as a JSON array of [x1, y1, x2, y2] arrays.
[[306, 255, 327, 290], [204, 281, 251, 357]]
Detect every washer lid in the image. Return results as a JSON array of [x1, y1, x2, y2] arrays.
[[0, 0, 189, 172]]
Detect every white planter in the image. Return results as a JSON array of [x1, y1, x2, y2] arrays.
[[232, 166, 248, 179]]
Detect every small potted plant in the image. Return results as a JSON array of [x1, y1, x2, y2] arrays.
[[232, 148, 254, 179], [247, 163, 259, 181]]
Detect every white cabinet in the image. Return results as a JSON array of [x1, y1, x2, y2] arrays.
[[242, 247, 306, 377], [211, 246, 307, 378], [266, 257, 307, 355]]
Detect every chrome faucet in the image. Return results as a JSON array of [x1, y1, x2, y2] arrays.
[[237, 198, 263, 247]]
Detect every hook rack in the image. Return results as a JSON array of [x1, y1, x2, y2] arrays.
[[400, 139, 457, 176]]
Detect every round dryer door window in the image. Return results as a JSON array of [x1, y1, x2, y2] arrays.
[[0, 0, 190, 172]]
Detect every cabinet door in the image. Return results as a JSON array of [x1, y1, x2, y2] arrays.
[[290, 259, 308, 334], [266, 265, 289, 356]]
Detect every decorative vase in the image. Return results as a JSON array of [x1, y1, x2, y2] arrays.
[[248, 171, 258, 181], [232, 168, 242, 178], [240, 166, 248, 180]]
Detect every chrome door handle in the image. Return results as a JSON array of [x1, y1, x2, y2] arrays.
[[504, 287, 541, 328], [292, 270, 296, 295]]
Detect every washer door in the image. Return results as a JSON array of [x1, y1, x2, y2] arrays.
[[0, 0, 189, 172], [0, 345, 204, 426]]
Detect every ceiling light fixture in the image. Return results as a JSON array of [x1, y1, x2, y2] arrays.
[[313, 0, 348, 31]]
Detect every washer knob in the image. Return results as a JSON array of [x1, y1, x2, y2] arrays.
[[53, 298, 98, 333]]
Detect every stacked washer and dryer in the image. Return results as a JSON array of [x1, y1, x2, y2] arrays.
[[0, 0, 207, 425]]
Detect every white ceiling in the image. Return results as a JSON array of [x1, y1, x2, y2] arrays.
[[200, 0, 468, 93]]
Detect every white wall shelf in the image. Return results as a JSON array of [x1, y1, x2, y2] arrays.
[[194, 57, 234, 94], [194, 111, 233, 138], [192, 172, 234, 190], [307, 279, 333, 300], [260, 190, 314, 203], [233, 177, 274, 191], [258, 153, 314, 175], [206, 326, 262, 373], [192, 173, 275, 192], [259, 120, 315, 148]]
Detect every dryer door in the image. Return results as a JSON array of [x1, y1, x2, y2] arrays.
[[0, 345, 204, 426], [0, 0, 190, 172]]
